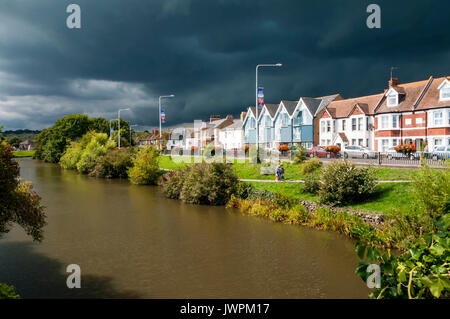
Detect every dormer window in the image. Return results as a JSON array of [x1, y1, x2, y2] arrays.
[[441, 87, 450, 101], [438, 79, 450, 101], [387, 93, 398, 107]]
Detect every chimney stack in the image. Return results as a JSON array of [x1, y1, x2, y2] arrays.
[[389, 77, 400, 88], [209, 115, 221, 123], [240, 111, 247, 121]]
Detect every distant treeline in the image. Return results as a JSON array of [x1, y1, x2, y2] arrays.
[[2, 129, 41, 136]]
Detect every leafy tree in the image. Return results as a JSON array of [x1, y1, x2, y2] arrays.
[[0, 139, 46, 241], [128, 146, 161, 185], [60, 131, 115, 174], [6, 136, 22, 148], [34, 114, 122, 163], [0, 137, 46, 299]]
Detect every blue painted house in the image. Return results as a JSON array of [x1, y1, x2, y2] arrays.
[[257, 103, 279, 148], [243, 106, 257, 145]]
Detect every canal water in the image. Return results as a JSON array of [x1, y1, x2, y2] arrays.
[[0, 159, 369, 298]]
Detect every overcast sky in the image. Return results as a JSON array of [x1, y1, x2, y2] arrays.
[[1, 0, 449, 130]]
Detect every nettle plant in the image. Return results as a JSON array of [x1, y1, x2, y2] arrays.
[[356, 215, 450, 299]]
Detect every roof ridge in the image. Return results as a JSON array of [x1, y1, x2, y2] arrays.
[[413, 76, 434, 110]]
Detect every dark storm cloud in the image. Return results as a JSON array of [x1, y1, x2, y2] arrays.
[[0, 0, 449, 129]]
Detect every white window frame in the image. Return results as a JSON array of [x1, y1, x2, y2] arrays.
[[387, 92, 398, 107], [380, 116, 389, 129], [433, 111, 443, 126], [440, 87, 450, 101], [392, 115, 399, 129], [405, 118, 412, 126], [357, 117, 363, 131]]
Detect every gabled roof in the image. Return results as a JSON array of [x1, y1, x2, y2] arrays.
[[300, 98, 322, 117], [324, 93, 384, 118], [416, 76, 450, 110], [225, 120, 243, 130], [314, 94, 343, 116], [375, 78, 431, 114], [264, 103, 280, 118], [280, 100, 298, 116]]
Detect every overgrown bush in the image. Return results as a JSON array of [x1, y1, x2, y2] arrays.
[[302, 158, 322, 174], [91, 148, 133, 178], [162, 169, 188, 199], [235, 182, 255, 199], [412, 163, 449, 218], [302, 173, 321, 194], [162, 162, 238, 205], [60, 131, 115, 175], [318, 161, 376, 206], [128, 146, 161, 185]]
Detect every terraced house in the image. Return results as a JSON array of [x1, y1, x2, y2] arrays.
[[318, 75, 450, 152], [374, 76, 450, 151]]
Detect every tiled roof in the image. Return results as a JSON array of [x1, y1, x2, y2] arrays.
[[376, 78, 431, 114], [281, 100, 298, 115], [338, 132, 349, 143], [415, 77, 450, 110], [226, 120, 243, 130], [264, 104, 279, 118], [301, 98, 322, 116], [325, 93, 384, 118]]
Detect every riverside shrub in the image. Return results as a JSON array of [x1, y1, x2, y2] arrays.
[[59, 131, 115, 175], [412, 163, 450, 219], [91, 148, 133, 178], [162, 162, 238, 205], [318, 161, 376, 206], [128, 146, 161, 185], [302, 158, 322, 174]]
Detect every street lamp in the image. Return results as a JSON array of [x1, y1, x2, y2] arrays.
[[118, 108, 130, 149], [130, 124, 138, 145], [256, 63, 282, 157], [159, 94, 175, 150]]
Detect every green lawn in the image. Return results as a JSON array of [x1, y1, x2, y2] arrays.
[[159, 155, 418, 181], [13, 150, 35, 157], [248, 181, 415, 215]]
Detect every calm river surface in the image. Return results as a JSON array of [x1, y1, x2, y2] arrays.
[[0, 159, 369, 298]]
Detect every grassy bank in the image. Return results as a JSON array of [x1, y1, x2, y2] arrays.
[[13, 150, 35, 158], [248, 181, 415, 215], [159, 155, 417, 181]]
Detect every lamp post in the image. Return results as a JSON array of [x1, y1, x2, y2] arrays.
[[159, 95, 174, 150], [118, 108, 130, 149], [130, 124, 138, 146], [255, 63, 282, 157]]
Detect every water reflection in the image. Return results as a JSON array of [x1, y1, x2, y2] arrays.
[[0, 159, 369, 298]]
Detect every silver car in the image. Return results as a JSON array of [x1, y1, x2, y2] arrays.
[[342, 145, 376, 159], [385, 147, 420, 160]]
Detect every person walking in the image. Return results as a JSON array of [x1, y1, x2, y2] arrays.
[[276, 163, 285, 182]]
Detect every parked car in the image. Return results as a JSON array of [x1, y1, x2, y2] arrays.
[[385, 147, 420, 160], [341, 145, 376, 159], [308, 146, 338, 158], [430, 146, 450, 160]]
